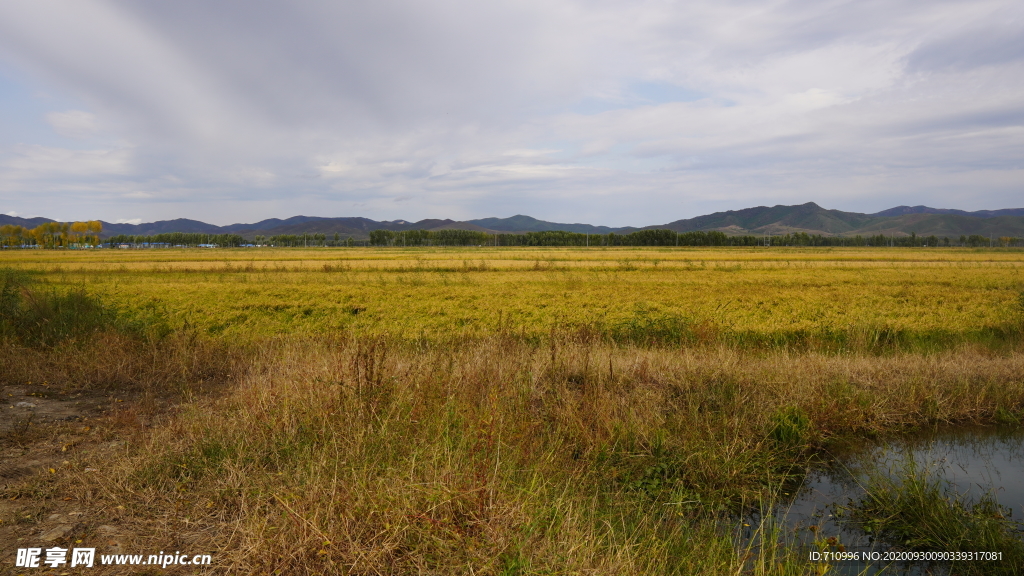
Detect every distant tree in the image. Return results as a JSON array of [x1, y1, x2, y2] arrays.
[[0, 224, 27, 247], [70, 221, 89, 246]]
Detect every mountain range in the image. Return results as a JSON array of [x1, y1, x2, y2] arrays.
[[3, 203, 1024, 240]]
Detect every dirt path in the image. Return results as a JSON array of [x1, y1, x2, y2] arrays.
[[1, 384, 160, 573]]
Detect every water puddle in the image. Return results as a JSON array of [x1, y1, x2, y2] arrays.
[[762, 426, 1024, 574]]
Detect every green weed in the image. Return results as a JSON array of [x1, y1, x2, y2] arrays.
[[848, 459, 1024, 575], [770, 407, 810, 449]]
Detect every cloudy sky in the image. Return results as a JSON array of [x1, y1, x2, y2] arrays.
[[0, 0, 1022, 226]]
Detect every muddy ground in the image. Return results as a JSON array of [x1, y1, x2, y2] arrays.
[[1, 384, 173, 574]]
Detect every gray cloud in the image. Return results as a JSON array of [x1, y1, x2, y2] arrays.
[[906, 21, 1024, 73], [0, 0, 1022, 225]]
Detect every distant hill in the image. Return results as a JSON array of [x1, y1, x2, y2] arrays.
[[851, 213, 1024, 238], [5, 203, 1024, 240], [871, 205, 1024, 218], [649, 203, 1024, 238], [227, 217, 388, 238], [102, 216, 502, 240], [0, 216, 227, 237], [0, 214, 56, 228], [467, 215, 623, 234], [101, 218, 222, 236], [234, 217, 497, 237], [219, 216, 324, 233], [653, 202, 877, 235]]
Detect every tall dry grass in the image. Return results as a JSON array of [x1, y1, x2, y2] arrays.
[[70, 336, 1024, 575], [0, 331, 238, 396]]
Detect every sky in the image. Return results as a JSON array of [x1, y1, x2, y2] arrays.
[[0, 0, 1022, 227]]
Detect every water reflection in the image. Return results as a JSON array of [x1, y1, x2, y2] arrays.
[[770, 426, 1024, 574]]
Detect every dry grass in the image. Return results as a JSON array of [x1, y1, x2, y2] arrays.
[[54, 336, 1024, 575], [0, 331, 238, 396]]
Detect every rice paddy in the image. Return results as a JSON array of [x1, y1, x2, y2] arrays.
[[2, 247, 1022, 345]]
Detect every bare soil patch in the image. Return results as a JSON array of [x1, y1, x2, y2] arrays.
[[1, 383, 171, 572]]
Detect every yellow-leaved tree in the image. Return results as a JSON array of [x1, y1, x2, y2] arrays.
[[0, 224, 27, 247], [71, 221, 89, 246], [23, 221, 103, 248], [87, 220, 103, 246]]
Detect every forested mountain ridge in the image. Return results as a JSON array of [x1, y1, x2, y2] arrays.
[[0, 215, 58, 229], [3, 202, 1024, 240], [653, 202, 875, 235], [467, 215, 626, 234], [871, 205, 1024, 218], [652, 202, 1024, 237]]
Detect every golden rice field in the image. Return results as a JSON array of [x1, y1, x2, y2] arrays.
[[1, 246, 1021, 346]]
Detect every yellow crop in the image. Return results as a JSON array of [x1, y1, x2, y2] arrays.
[[2, 246, 1021, 344]]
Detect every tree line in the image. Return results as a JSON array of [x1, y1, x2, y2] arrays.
[[368, 229, 725, 246], [368, 229, 1024, 247], [3, 222, 1020, 249], [105, 232, 360, 248], [260, 233, 357, 247], [0, 221, 103, 248], [105, 232, 247, 247]]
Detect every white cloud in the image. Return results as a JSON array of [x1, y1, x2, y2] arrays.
[[3, 145, 131, 178], [46, 110, 100, 139], [114, 217, 142, 224]]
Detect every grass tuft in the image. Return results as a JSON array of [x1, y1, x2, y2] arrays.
[[849, 459, 1024, 575], [770, 407, 811, 449]]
